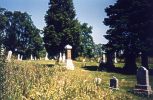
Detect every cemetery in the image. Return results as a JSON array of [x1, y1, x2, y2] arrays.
[[0, 0, 153, 100]]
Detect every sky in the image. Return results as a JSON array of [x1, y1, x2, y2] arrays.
[[0, 0, 115, 44]]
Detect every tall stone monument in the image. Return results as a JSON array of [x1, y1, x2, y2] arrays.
[[31, 54, 34, 60], [62, 53, 66, 63], [65, 45, 74, 70], [134, 66, 152, 96], [59, 52, 62, 62]]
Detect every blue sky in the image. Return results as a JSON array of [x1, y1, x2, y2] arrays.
[[0, 0, 115, 44]]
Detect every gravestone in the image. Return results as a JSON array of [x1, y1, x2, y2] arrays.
[[65, 44, 74, 70], [7, 50, 12, 62], [134, 66, 152, 96], [62, 53, 66, 63], [0, 44, 5, 56], [59, 52, 62, 62], [110, 76, 119, 89], [94, 78, 102, 85], [20, 55, 23, 61], [31, 54, 34, 60], [17, 54, 20, 60], [103, 53, 106, 63], [45, 52, 49, 60], [114, 52, 117, 63]]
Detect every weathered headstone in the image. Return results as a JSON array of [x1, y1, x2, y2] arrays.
[[114, 52, 117, 63], [31, 54, 34, 60], [65, 44, 74, 70], [103, 53, 106, 63], [62, 53, 66, 63], [110, 76, 119, 89], [59, 52, 62, 62], [45, 52, 49, 60], [6, 50, 12, 62], [134, 66, 152, 96], [94, 78, 102, 85], [17, 54, 20, 60]]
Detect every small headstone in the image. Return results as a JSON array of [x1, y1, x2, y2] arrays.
[[45, 52, 49, 60], [31, 54, 34, 60], [110, 76, 119, 90], [114, 52, 117, 63], [62, 53, 66, 63], [17, 54, 20, 60], [134, 66, 152, 96], [20, 55, 23, 61], [59, 52, 62, 62], [94, 78, 102, 85], [103, 54, 106, 63], [6, 50, 12, 62]]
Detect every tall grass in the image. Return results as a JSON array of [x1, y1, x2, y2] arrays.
[[3, 60, 153, 100]]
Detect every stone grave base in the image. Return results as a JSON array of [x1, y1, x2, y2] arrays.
[[66, 59, 74, 70], [134, 85, 152, 96]]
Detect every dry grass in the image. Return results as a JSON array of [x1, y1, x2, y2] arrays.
[[3, 60, 153, 100]]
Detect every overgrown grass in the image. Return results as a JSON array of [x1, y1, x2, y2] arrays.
[[3, 60, 153, 100]]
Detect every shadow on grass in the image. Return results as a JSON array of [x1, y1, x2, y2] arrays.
[[42, 64, 54, 67], [82, 65, 98, 71]]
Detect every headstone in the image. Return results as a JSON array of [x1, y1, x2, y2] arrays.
[[110, 76, 119, 89], [17, 54, 20, 60], [62, 53, 66, 63], [34, 56, 36, 60], [59, 52, 62, 62], [7, 50, 12, 62], [0, 44, 5, 56], [94, 78, 102, 85], [31, 54, 34, 60], [65, 44, 74, 70], [134, 66, 152, 96], [103, 53, 106, 63], [45, 52, 49, 60], [114, 52, 118, 63]]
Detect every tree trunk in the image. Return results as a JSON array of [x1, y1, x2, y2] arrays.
[[124, 50, 137, 74], [141, 52, 149, 69], [106, 51, 115, 71]]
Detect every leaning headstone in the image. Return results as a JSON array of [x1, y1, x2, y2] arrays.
[[59, 52, 62, 62], [110, 76, 119, 90], [45, 52, 49, 60], [6, 50, 12, 62], [134, 66, 152, 96], [114, 52, 118, 63], [103, 53, 106, 63], [65, 44, 74, 70], [62, 53, 66, 63]]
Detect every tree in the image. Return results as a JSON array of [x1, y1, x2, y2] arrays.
[[104, 0, 153, 73], [80, 23, 94, 58], [0, 8, 43, 58], [44, 0, 81, 58]]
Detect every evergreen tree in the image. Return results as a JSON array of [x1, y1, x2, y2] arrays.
[[104, 0, 153, 73], [44, 0, 81, 58]]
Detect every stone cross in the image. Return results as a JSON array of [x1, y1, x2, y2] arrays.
[[62, 53, 66, 63], [110, 76, 119, 90], [134, 66, 152, 96], [7, 50, 12, 62], [65, 44, 74, 70], [114, 52, 118, 63], [103, 53, 106, 63], [45, 52, 49, 60]]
